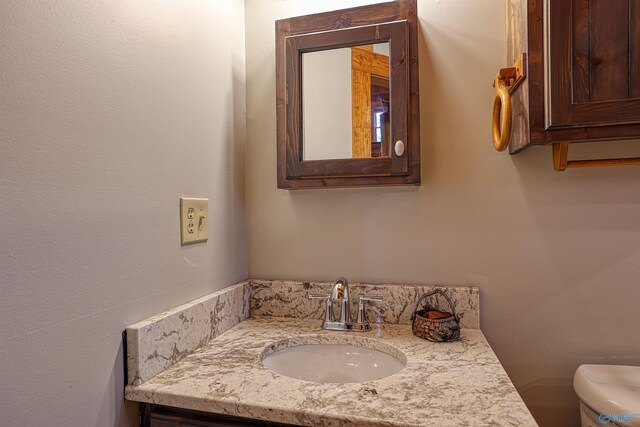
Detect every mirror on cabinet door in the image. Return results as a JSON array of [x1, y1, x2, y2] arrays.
[[276, 0, 420, 189], [303, 43, 391, 161]]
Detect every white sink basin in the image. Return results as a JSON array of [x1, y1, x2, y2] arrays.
[[261, 337, 405, 383]]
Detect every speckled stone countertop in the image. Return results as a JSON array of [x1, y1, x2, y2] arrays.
[[125, 316, 537, 427]]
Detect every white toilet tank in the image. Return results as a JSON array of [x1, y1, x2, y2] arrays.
[[573, 364, 640, 427]]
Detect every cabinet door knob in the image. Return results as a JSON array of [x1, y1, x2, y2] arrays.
[[394, 140, 405, 157]]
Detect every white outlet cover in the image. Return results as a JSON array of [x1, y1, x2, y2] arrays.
[[180, 197, 208, 245]]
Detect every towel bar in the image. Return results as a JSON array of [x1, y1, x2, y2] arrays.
[[552, 142, 640, 171]]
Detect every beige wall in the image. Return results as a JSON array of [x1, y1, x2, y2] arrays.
[[0, 1, 247, 425], [245, 1, 640, 426]]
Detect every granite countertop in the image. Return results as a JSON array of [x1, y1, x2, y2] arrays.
[[125, 316, 537, 427]]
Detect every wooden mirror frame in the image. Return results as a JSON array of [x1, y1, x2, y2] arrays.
[[276, 0, 420, 189]]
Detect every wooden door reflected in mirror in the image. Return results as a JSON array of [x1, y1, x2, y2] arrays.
[[352, 44, 390, 159]]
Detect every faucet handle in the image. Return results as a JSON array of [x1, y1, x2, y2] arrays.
[[308, 294, 335, 322], [356, 295, 383, 327]]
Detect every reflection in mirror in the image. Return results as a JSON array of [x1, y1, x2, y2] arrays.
[[302, 42, 390, 161]]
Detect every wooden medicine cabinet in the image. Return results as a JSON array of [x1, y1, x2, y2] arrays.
[[276, 0, 420, 189]]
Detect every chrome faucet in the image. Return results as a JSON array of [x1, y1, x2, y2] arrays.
[[308, 277, 382, 332]]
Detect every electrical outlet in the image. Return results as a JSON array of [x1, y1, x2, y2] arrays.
[[180, 197, 208, 245]]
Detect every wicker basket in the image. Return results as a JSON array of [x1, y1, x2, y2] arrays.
[[411, 289, 461, 342]]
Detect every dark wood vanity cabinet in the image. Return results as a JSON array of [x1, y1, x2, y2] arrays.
[[507, 0, 640, 154], [141, 403, 299, 427]]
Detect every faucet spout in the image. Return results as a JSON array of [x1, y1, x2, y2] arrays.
[[331, 277, 352, 324]]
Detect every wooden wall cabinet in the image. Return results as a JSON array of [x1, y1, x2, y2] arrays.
[[505, 0, 640, 165]]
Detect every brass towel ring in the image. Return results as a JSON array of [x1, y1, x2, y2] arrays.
[[490, 54, 526, 152], [492, 74, 512, 152]]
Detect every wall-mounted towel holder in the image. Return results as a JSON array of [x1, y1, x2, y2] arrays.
[[491, 53, 526, 152], [552, 142, 640, 172]]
